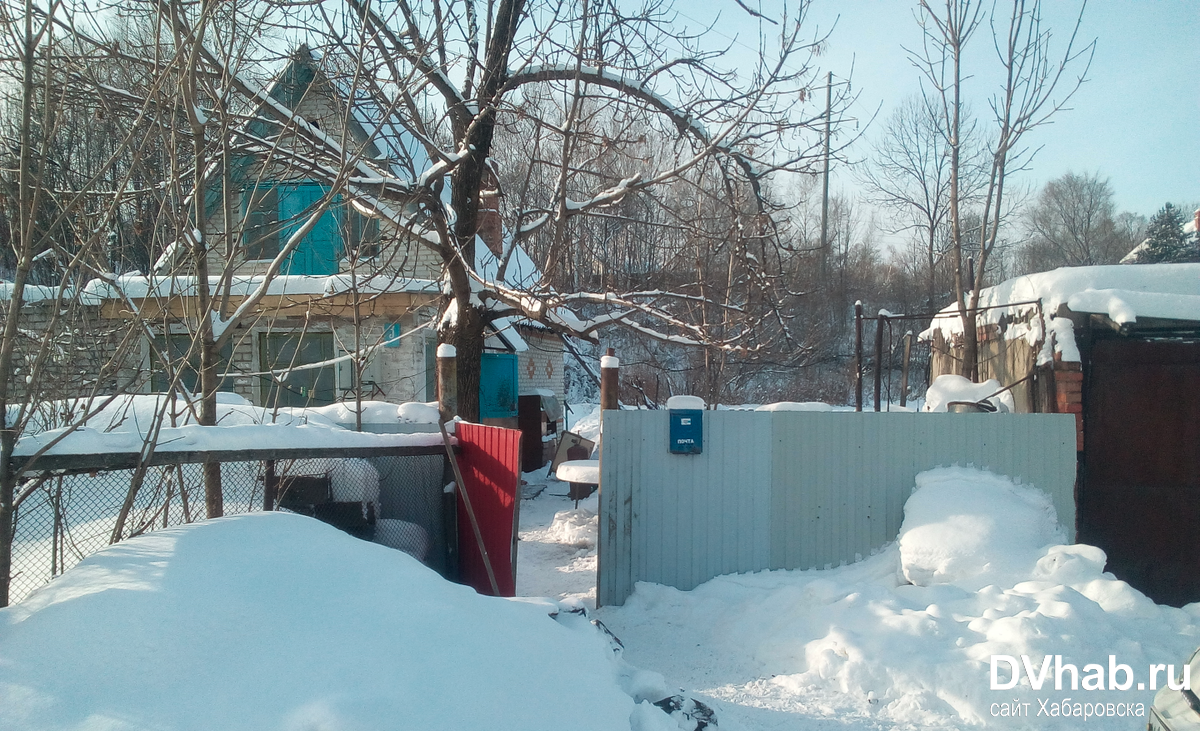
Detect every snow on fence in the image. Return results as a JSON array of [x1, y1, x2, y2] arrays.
[[598, 410, 1077, 606], [9, 444, 450, 604]]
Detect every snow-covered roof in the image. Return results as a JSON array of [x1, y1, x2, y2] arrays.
[[79, 272, 440, 304], [0, 281, 65, 304], [474, 237, 560, 337], [474, 237, 543, 291], [921, 263, 1200, 363], [486, 316, 530, 352]]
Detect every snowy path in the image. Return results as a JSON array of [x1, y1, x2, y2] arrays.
[[516, 466, 598, 607]]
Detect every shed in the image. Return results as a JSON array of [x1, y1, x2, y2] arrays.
[[922, 264, 1200, 606]]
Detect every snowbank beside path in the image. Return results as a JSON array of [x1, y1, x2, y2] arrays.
[[0, 512, 669, 731], [598, 467, 1200, 730]]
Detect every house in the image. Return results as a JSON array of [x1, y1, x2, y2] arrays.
[[921, 264, 1200, 606], [76, 47, 564, 414]]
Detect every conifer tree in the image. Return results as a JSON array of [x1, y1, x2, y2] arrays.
[[1137, 203, 1189, 263]]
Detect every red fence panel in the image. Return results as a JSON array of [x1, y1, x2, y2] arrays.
[[455, 423, 522, 596]]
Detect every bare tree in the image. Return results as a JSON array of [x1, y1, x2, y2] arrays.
[[308, 0, 840, 419], [1019, 170, 1130, 271], [0, 0, 177, 605], [911, 0, 1094, 380], [861, 95, 987, 309]]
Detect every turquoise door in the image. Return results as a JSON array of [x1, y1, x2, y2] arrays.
[[278, 184, 342, 275], [480, 353, 518, 419]]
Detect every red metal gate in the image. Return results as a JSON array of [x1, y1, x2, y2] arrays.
[[454, 423, 522, 597], [1081, 338, 1200, 607]]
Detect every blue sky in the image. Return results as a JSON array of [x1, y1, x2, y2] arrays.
[[682, 0, 1198, 219]]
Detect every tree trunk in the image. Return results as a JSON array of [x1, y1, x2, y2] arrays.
[[446, 300, 485, 422]]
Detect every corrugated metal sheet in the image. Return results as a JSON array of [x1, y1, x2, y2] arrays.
[[599, 411, 1077, 606], [455, 423, 522, 597]]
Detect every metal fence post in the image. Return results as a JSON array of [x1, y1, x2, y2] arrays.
[[874, 312, 885, 412], [854, 302, 864, 411]]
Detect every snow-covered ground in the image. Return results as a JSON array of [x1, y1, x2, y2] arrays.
[[8, 398, 1198, 730], [0, 512, 690, 731], [515, 446, 1200, 730]]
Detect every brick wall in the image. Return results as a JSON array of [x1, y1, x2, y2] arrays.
[[516, 328, 564, 400], [2, 301, 144, 402], [1051, 354, 1084, 451]]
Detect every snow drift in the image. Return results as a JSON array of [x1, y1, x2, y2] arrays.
[[599, 467, 1200, 729], [898, 467, 1064, 588], [0, 512, 667, 731]]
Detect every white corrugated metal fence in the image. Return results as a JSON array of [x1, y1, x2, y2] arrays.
[[598, 411, 1077, 606]]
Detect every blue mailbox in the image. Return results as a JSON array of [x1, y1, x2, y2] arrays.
[[669, 409, 703, 454]]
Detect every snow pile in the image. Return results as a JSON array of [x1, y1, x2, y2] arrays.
[[13, 393, 445, 457], [300, 399, 441, 425], [0, 512, 667, 731], [397, 400, 441, 423], [568, 403, 603, 445], [599, 467, 1200, 730], [898, 467, 1065, 588], [754, 401, 835, 412], [14, 392, 334, 433], [546, 507, 599, 550], [923, 374, 1015, 412]]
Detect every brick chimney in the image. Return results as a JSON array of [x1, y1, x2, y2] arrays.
[[477, 168, 504, 256]]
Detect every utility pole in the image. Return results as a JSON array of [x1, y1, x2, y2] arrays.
[[819, 71, 832, 279]]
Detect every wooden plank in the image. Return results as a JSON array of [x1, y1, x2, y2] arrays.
[[99, 292, 436, 321]]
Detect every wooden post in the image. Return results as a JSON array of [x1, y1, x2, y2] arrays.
[[874, 312, 885, 412], [600, 347, 619, 413], [437, 343, 458, 424], [899, 331, 913, 408], [263, 459, 276, 511], [854, 302, 863, 411]]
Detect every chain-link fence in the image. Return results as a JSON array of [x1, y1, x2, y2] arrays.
[[9, 447, 452, 604]]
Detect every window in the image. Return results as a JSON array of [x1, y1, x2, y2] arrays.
[[258, 332, 336, 407], [243, 186, 280, 260], [346, 210, 381, 260], [243, 183, 376, 273], [149, 335, 235, 394]]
